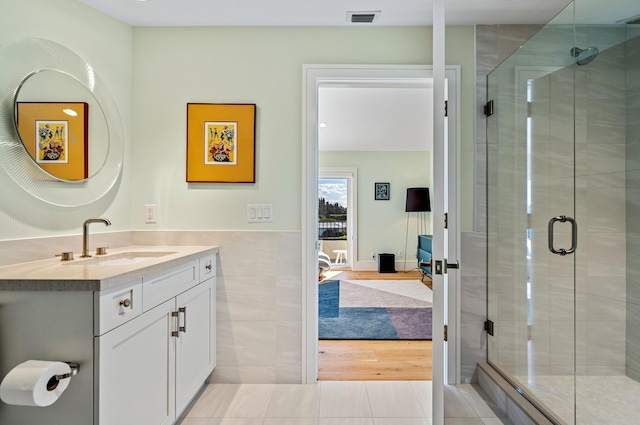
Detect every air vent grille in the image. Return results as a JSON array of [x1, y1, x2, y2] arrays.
[[347, 11, 381, 24], [352, 14, 376, 23]]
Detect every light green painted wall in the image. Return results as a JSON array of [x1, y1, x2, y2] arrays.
[[0, 0, 133, 240], [320, 151, 431, 262], [0, 21, 475, 241], [131, 26, 476, 232]]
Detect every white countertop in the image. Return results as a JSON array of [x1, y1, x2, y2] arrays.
[[0, 245, 218, 291]]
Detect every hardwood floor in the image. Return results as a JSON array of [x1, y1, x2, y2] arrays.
[[318, 270, 433, 381], [323, 269, 432, 289], [318, 340, 433, 381]]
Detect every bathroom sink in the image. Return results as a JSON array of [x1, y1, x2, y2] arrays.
[[70, 251, 176, 266]]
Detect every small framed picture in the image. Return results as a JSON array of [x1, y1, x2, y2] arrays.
[[375, 182, 390, 200]]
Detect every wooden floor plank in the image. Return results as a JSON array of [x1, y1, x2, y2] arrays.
[[318, 270, 433, 381], [318, 340, 432, 381]]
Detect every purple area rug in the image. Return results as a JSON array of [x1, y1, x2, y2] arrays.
[[388, 307, 432, 340]]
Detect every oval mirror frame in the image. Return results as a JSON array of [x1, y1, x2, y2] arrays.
[[0, 38, 124, 207]]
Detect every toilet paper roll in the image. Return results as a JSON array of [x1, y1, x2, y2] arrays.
[[0, 360, 71, 407]]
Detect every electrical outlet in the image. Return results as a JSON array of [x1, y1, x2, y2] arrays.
[[371, 252, 377, 260], [144, 204, 157, 224], [398, 249, 404, 259]]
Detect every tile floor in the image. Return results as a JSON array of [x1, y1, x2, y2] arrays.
[[178, 381, 512, 425], [515, 375, 640, 425]]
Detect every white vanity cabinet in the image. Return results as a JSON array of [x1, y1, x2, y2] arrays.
[[95, 255, 216, 425]]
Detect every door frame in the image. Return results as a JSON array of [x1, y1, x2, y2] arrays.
[[318, 167, 357, 269], [301, 64, 460, 385]]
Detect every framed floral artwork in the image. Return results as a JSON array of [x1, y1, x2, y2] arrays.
[[186, 103, 256, 182]]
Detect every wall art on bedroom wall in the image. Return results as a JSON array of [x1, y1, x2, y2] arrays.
[[186, 103, 256, 183], [375, 182, 390, 200]]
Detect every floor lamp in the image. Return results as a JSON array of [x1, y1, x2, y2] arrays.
[[404, 187, 431, 272]]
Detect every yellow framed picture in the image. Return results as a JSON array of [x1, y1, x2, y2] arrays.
[[187, 103, 256, 183], [16, 102, 88, 180]]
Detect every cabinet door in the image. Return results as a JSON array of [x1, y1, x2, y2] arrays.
[[96, 298, 176, 425], [175, 279, 215, 415]]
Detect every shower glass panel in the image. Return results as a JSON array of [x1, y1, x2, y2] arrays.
[[487, 3, 578, 423], [488, 0, 640, 423]]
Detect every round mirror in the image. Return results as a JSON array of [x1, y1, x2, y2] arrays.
[[0, 38, 124, 207]]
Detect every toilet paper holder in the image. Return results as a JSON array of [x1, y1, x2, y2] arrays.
[[47, 363, 80, 391]]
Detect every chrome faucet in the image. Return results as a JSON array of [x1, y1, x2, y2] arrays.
[[81, 218, 111, 258]]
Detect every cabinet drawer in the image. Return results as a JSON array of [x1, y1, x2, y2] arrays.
[[199, 254, 216, 282], [143, 260, 198, 311], [95, 280, 142, 336]]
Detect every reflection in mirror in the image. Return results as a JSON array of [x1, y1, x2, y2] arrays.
[[0, 38, 123, 207], [14, 70, 109, 181]]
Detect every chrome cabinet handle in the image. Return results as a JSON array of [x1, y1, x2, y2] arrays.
[[119, 298, 131, 308], [548, 215, 577, 256], [205, 263, 212, 271]]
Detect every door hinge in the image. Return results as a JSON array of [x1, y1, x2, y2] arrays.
[[444, 100, 448, 117], [527, 101, 532, 118], [444, 325, 448, 342], [484, 100, 494, 116], [444, 212, 448, 229], [484, 319, 494, 336]]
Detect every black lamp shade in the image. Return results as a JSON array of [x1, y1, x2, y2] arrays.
[[405, 188, 431, 212]]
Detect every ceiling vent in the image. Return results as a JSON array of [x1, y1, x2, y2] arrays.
[[347, 11, 381, 24]]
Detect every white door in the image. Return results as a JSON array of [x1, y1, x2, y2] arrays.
[[432, 1, 447, 423], [175, 280, 216, 415], [96, 298, 176, 425]]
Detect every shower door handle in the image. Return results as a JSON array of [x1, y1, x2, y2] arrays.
[[548, 215, 577, 256]]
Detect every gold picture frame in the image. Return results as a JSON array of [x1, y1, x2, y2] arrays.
[[187, 103, 256, 183], [16, 102, 88, 180]]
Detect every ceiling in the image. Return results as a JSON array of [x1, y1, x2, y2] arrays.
[[80, 0, 572, 27]]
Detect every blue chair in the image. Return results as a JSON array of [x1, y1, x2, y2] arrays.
[[417, 235, 432, 281]]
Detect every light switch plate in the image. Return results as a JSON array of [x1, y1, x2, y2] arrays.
[[247, 204, 273, 223]]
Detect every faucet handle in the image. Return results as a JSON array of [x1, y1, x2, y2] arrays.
[[95, 247, 109, 256], [56, 252, 74, 261]]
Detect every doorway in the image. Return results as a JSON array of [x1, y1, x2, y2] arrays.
[[318, 170, 355, 270], [302, 64, 461, 387]]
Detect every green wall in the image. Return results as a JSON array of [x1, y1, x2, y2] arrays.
[[320, 151, 431, 262], [131, 26, 476, 232], [0, 0, 133, 239], [0, 13, 476, 241]]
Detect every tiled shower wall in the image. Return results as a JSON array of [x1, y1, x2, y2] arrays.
[[574, 29, 627, 376], [627, 29, 640, 383], [465, 25, 541, 383]]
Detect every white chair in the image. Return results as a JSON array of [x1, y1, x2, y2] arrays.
[[318, 251, 331, 280]]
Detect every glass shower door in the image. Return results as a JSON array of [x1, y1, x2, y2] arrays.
[[486, 8, 578, 423]]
